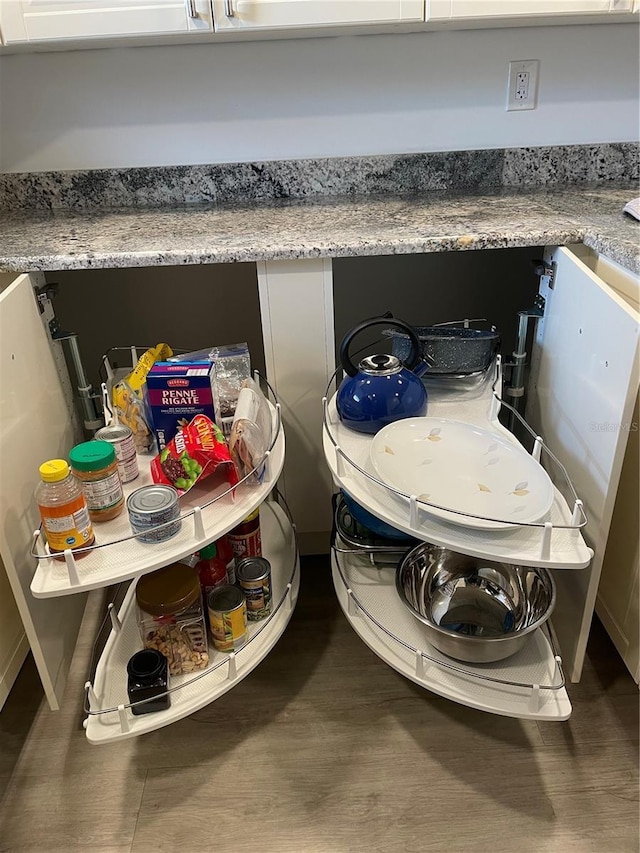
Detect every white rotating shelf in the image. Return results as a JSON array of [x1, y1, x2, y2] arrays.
[[85, 500, 299, 744], [332, 548, 571, 721], [31, 403, 284, 598], [323, 370, 592, 570]]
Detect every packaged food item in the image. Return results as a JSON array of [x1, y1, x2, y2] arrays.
[[236, 556, 272, 621], [136, 563, 209, 676], [168, 343, 251, 437], [210, 343, 252, 436], [207, 584, 248, 652], [229, 378, 272, 483], [146, 361, 218, 451], [112, 343, 172, 453], [127, 485, 182, 543], [196, 541, 230, 599], [228, 507, 262, 560], [69, 440, 125, 522], [94, 423, 139, 484], [150, 414, 238, 496], [216, 533, 237, 584], [126, 649, 170, 716], [36, 459, 95, 554]]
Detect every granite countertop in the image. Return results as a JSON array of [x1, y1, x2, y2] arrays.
[[0, 146, 637, 275]]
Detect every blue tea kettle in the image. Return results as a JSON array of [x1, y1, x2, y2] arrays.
[[337, 317, 428, 434]]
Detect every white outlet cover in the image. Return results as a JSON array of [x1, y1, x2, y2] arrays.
[[506, 60, 540, 112]]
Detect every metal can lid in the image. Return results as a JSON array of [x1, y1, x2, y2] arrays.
[[208, 584, 245, 612], [236, 556, 271, 582], [95, 424, 134, 443], [127, 485, 179, 516]]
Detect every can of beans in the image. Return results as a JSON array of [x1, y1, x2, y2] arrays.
[[207, 585, 248, 652], [127, 485, 181, 543], [228, 507, 261, 560], [236, 556, 272, 621], [95, 424, 139, 483]]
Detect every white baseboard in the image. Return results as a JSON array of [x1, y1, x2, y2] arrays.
[[0, 631, 30, 710]]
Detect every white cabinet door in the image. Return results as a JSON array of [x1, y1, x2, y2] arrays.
[[430, 0, 630, 19], [0, 272, 87, 709], [213, 0, 424, 31], [0, 0, 212, 44], [525, 246, 639, 682]]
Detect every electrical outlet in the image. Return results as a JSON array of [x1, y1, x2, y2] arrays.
[[507, 60, 539, 111]]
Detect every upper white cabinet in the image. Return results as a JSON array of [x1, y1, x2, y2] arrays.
[[0, 0, 212, 44], [212, 0, 424, 31], [429, 0, 633, 19]]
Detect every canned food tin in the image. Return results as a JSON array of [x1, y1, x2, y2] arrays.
[[207, 585, 247, 652], [228, 507, 261, 560], [127, 485, 181, 543], [236, 556, 272, 621], [95, 424, 139, 483]]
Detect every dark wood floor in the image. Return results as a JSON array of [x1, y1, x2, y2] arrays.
[[1, 557, 638, 853]]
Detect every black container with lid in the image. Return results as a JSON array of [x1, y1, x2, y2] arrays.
[[126, 649, 170, 716]]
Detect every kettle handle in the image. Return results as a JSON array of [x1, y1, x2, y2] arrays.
[[339, 317, 422, 378]]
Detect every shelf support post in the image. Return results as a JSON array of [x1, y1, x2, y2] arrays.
[[193, 506, 205, 541], [528, 684, 541, 714], [415, 651, 425, 679], [571, 499, 583, 527], [262, 449, 271, 483], [117, 704, 130, 734], [286, 582, 293, 611], [85, 681, 100, 710], [336, 446, 345, 479], [108, 603, 122, 634], [540, 521, 553, 561], [347, 588, 358, 617], [228, 652, 237, 681], [63, 548, 80, 587], [532, 436, 543, 463], [409, 495, 418, 529]]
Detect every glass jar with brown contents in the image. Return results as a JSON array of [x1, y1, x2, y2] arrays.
[[69, 440, 124, 522], [135, 563, 209, 676]]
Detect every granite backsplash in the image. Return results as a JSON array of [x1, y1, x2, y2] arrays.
[[0, 142, 637, 211]]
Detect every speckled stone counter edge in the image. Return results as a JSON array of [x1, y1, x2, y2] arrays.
[[0, 142, 637, 210]]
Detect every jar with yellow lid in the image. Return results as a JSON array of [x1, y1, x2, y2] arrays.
[[69, 440, 124, 522], [136, 563, 209, 676], [35, 459, 95, 554]]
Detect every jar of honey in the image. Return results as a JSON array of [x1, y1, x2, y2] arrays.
[[35, 459, 95, 554]]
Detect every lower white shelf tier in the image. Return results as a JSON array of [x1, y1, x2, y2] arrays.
[[84, 501, 299, 744], [31, 403, 285, 598], [332, 549, 572, 721]]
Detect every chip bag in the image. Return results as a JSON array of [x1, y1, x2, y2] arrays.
[[150, 414, 238, 496]]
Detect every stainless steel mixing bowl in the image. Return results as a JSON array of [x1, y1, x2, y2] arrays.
[[396, 543, 556, 663]]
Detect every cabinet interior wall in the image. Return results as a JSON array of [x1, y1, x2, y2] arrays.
[[46, 263, 266, 393], [332, 247, 542, 362]]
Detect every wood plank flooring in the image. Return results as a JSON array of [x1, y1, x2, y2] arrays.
[[1, 556, 638, 853]]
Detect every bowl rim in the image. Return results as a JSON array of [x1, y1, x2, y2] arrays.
[[395, 544, 556, 646]]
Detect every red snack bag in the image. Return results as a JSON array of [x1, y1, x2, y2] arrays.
[[151, 414, 238, 496]]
